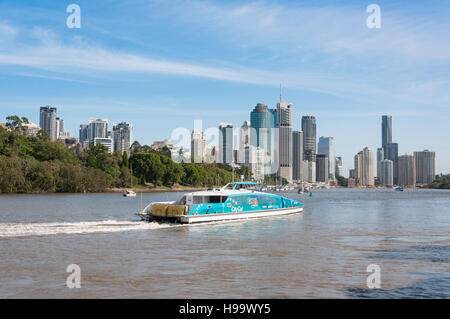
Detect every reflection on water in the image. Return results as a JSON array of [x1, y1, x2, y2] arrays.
[[0, 189, 449, 298]]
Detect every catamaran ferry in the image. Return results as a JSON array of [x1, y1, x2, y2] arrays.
[[136, 182, 304, 224]]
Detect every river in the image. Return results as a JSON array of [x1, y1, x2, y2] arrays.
[[0, 189, 449, 298]]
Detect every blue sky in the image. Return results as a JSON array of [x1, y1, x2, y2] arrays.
[[1, 0, 449, 175]]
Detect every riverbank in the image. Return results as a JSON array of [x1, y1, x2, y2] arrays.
[[108, 185, 208, 193]]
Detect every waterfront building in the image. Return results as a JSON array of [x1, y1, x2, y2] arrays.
[[250, 103, 277, 175], [292, 131, 304, 181], [94, 137, 113, 153], [317, 136, 335, 179], [277, 102, 293, 182], [385, 143, 399, 184], [218, 123, 233, 164], [191, 130, 206, 163], [414, 150, 436, 184], [39, 106, 57, 141], [349, 169, 355, 179], [238, 121, 251, 165], [307, 161, 316, 183], [382, 115, 392, 153], [316, 154, 329, 183], [398, 154, 416, 186], [377, 148, 384, 184], [302, 116, 316, 162], [354, 147, 374, 186], [381, 159, 394, 187], [113, 122, 133, 155], [88, 118, 108, 145]]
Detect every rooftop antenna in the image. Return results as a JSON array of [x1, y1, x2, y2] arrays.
[[279, 84, 282, 103]]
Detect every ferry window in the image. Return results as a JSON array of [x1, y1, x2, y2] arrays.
[[209, 196, 228, 203], [176, 196, 186, 205], [257, 195, 279, 206], [229, 196, 254, 206]]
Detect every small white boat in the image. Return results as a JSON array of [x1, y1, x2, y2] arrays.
[[136, 182, 304, 224], [123, 190, 137, 197]]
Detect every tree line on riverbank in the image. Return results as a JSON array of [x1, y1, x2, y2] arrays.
[[0, 115, 249, 193], [427, 175, 450, 189]]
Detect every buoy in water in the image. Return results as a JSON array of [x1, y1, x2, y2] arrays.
[[309, 192, 313, 197]]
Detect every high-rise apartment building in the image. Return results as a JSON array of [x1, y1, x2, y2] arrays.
[[414, 150, 436, 184], [398, 154, 416, 186], [238, 121, 251, 165], [277, 102, 293, 182], [191, 130, 206, 163], [218, 123, 233, 164], [317, 136, 335, 179], [354, 147, 374, 186], [113, 122, 133, 155], [292, 131, 304, 181], [39, 106, 57, 141], [88, 118, 109, 145]]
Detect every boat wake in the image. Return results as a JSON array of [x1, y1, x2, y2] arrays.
[[0, 220, 181, 238]]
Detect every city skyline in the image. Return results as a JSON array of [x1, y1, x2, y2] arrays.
[[1, 0, 449, 174]]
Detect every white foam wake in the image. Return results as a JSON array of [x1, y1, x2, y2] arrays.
[[0, 220, 179, 238]]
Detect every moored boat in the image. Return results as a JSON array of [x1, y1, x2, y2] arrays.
[[123, 189, 137, 197], [136, 182, 304, 224]]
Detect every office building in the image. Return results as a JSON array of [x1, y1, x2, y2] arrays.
[[292, 131, 304, 181], [382, 115, 392, 153], [218, 123, 233, 164], [94, 137, 113, 153], [335, 156, 344, 177], [238, 121, 251, 165], [377, 148, 384, 184], [316, 154, 329, 183], [317, 136, 335, 179], [381, 159, 394, 187], [385, 142, 399, 184], [302, 116, 316, 162], [277, 102, 293, 182]]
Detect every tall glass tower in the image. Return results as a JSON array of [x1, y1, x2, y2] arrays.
[[382, 115, 392, 154], [302, 116, 316, 162]]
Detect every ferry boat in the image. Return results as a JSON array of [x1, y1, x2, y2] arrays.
[[136, 182, 304, 224]]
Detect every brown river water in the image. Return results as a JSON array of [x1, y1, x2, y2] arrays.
[[0, 189, 449, 298]]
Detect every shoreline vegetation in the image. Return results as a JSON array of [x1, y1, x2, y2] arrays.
[[0, 115, 250, 194]]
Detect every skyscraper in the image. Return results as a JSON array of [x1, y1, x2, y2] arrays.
[[191, 130, 206, 163], [354, 147, 374, 186], [316, 154, 329, 183], [398, 154, 416, 186], [414, 150, 436, 184], [377, 147, 384, 184], [238, 121, 251, 165], [113, 122, 133, 155], [250, 103, 277, 175], [382, 115, 392, 153], [317, 136, 335, 179], [277, 102, 293, 182], [218, 123, 233, 164], [381, 159, 394, 187], [292, 131, 304, 181], [39, 106, 57, 141], [302, 116, 316, 162], [386, 142, 399, 184]]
